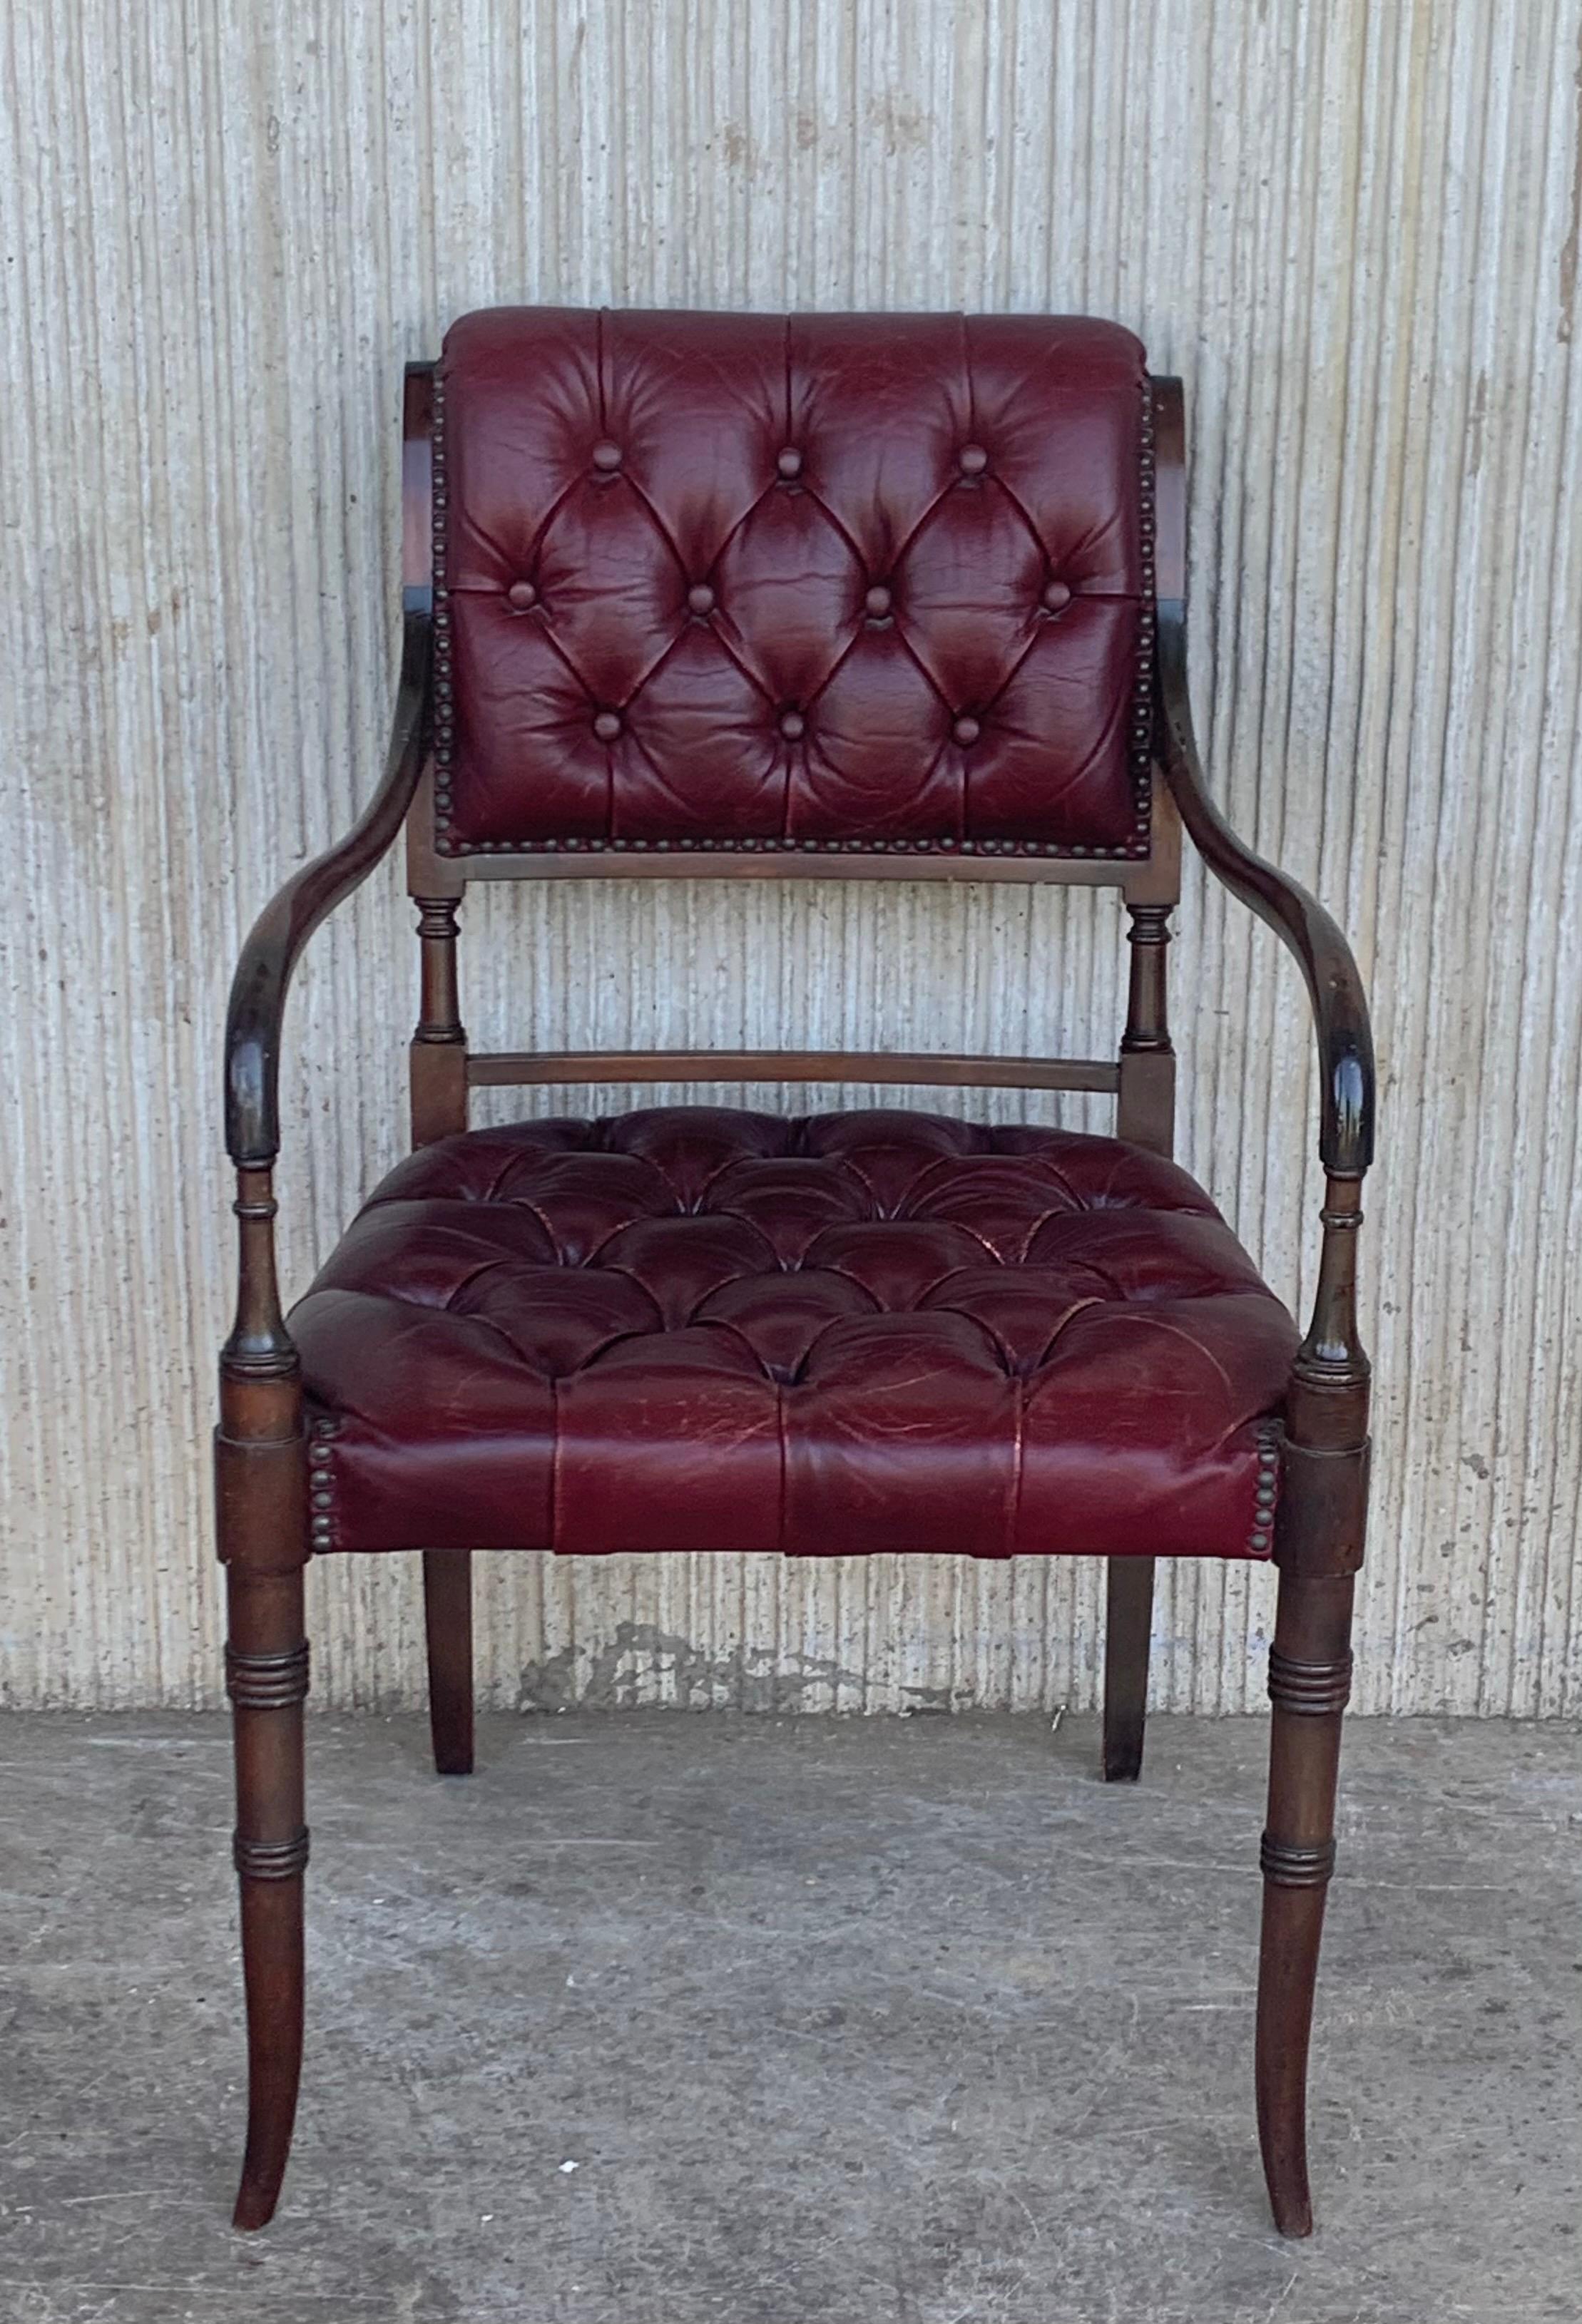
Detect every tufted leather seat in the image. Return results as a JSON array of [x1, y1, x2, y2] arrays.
[[292, 1107, 1297, 1560]]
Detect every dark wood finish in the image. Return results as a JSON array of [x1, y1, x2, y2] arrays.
[[467, 1048, 1121, 1094], [218, 1165, 310, 2233], [1102, 1556, 1155, 1781], [215, 366, 439, 2226], [225, 1551, 309, 2233], [1106, 888, 1175, 1778], [227, 712, 430, 1178], [224, 367, 434, 1169], [401, 362, 436, 608], [1150, 380, 1374, 1177], [1128, 769, 1183, 911], [1150, 375, 1374, 2235], [411, 895, 467, 1145], [1116, 903, 1175, 1155], [220, 1170, 296, 1387], [431, 847, 1160, 887], [1255, 1174, 1372, 2235], [1258, 1561, 1358, 2237], [225, 629, 428, 1164], [215, 352, 1377, 2239], [407, 876, 475, 1771], [422, 1549, 476, 1776]]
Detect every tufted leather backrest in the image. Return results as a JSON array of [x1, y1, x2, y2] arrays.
[[432, 308, 1155, 864]]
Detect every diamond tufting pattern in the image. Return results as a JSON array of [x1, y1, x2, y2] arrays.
[[434, 308, 1153, 858], [291, 1110, 1298, 1560]]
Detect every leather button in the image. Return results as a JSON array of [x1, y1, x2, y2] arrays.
[[778, 709, 806, 741], [591, 440, 623, 472], [958, 443, 989, 476], [1042, 579, 1072, 612], [864, 584, 892, 618], [506, 580, 537, 611], [593, 710, 623, 742], [952, 715, 981, 747], [776, 446, 803, 479], [687, 583, 716, 615]]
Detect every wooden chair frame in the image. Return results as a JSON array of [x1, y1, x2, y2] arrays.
[[218, 365, 1374, 2235]]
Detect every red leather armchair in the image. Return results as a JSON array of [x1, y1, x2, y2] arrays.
[[218, 309, 1374, 2237]]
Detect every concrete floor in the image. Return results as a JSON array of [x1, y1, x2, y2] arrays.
[[0, 1712, 1577, 2324]]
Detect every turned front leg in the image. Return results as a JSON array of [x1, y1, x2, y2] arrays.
[[1257, 1565, 1355, 2236], [226, 1555, 309, 2230], [1256, 1173, 1370, 2238], [218, 1164, 311, 2231]]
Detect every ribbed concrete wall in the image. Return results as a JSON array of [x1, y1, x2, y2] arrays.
[[2, 0, 1579, 1714]]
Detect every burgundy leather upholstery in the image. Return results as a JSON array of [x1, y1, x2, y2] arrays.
[[433, 309, 1154, 860], [292, 1110, 1296, 1560]]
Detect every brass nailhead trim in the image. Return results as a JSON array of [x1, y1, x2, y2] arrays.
[[439, 832, 1143, 862], [307, 1415, 338, 1550], [225, 1641, 310, 1709], [1128, 378, 1156, 854], [432, 369, 456, 850], [1268, 1648, 1354, 1716], [1249, 1421, 1281, 1554], [1260, 1834, 1337, 1889], [233, 1828, 311, 1881]]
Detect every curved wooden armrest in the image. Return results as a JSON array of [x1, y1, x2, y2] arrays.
[[224, 610, 429, 1167], [1155, 608, 1375, 1179]]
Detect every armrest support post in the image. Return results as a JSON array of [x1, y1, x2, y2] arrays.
[[1287, 1173, 1371, 1460], [222, 1167, 297, 1386]]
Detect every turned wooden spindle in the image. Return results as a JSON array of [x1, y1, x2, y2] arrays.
[[1117, 898, 1175, 1157], [1104, 901, 1178, 1781], [409, 894, 467, 1148], [407, 894, 475, 1772]]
